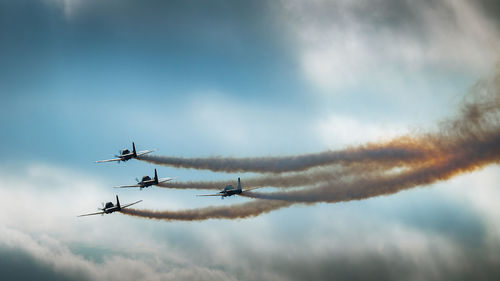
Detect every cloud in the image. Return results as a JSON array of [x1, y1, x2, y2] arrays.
[[443, 166, 500, 247], [282, 0, 500, 92], [1, 162, 500, 280], [172, 196, 500, 281], [0, 163, 180, 257], [315, 113, 409, 148], [0, 227, 237, 281], [0, 164, 240, 281]]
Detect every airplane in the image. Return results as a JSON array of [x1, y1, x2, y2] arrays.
[[113, 169, 174, 190], [78, 195, 142, 217], [95, 142, 154, 163], [197, 178, 259, 199]]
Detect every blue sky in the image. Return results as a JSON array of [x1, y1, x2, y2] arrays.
[[1, 0, 500, 280]]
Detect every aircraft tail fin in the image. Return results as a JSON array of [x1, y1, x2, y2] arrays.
[[132, 142, 137, 157], [237, 177, 241, 192], [116, 195, 121, 209], [154, 169, 158, 184]]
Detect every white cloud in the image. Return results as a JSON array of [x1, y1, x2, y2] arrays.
[[282, 0, 500, 93], [314, 113, 410, 148], [0, 163, 239, 280], [1, 162, 499, 280], [440, 166, 500, 246], [0, 227, 236, 281], [0, 163, 180, 257]]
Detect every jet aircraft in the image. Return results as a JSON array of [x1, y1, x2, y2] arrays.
[[113, 169, 174, 190], [95, 142, 154, 163], [78, 195, 142, 217], [197, 178, 259, 199]]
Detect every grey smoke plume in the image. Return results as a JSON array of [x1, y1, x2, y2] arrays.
[[121, 199, 293, 221], [157, 164, 388, 190], [241, 135, 500, 203], [138, 140, 433, 173]]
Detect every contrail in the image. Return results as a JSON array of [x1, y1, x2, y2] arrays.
[[123, 69, 500, 222]]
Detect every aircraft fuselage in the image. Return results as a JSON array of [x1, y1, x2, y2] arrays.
[[102, 203, 121, 214], [139, 179, 157, 188], [117, 143, 138, 162], [220, 188, 242, 197], [138, 170, 159, 189], [119, 153, 134, 161]]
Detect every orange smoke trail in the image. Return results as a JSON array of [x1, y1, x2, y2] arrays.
[[138, 137, 435, 173], [121, 199, 293, 221]]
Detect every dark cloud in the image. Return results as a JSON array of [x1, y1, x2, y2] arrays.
[[2, 230, 499, 281], [167, 197, 500, 281], [0, 246, 90, 281], [477, 0, 500, 28], [0, 229, 238, 281], [250, 248, 500, 281]]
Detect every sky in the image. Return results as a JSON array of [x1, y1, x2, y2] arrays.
[[1, 0, 500, 280]]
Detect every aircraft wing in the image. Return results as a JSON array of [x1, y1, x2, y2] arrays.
[[196, 193, 222, 197], [158, 177, 174, 183], [136, 149, 155, 157], [121, 200, 143, 209], [77, 211, 105, 217], [94, 158, 121, 163], [113, 184, 142, 188], [242, 187, 261, 193]]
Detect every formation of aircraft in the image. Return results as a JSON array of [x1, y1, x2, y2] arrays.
[[78, 195, 142, 217], [197, 178, 259, 199], [113, 169, 174, 190], [80, 142, 262, 218], [95, 142, 154, 163]]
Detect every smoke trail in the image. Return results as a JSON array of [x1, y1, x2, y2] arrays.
[[237, 73, 500, 202], [156, 70, 500, 191], [123, 68, 500, 222], [121, 199, 293, 221], [139, 70, 500, 175], [157, 163, 392, 190], [241, 134, 500, 203], [124, 134, 499, 222], [139, 138, 434, 173]]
